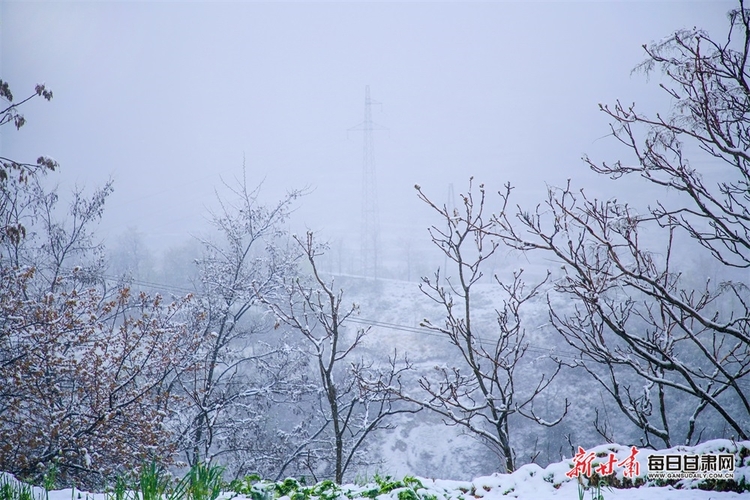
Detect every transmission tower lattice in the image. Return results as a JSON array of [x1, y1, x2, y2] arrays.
[[349, 85, 386, 278]]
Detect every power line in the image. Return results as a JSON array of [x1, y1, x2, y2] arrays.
[[346, 316, 582, 360], [102, 274, 750, 385], [102, 273, 580, 360]]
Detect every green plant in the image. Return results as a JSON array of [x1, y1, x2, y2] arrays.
[[373, 475, 403, 495], [243, 480, 274, 500], [104, 475, 134, 500], [0, 476, 39, 500], [139, 462, 170, 500], [228, 474, 262, 496], [359, 486, 380, 499], [577, 480, 605, 500], [42, 465, 57, 500], [311, 479, 340, 500], [401, 478, 423, 491], [396, 490, 418, 500], [184, 463, 224, 500], [275, 478, 301, 497], [367, 474, 427, 500]]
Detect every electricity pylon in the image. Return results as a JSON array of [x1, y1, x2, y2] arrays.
[[349, 85, 386, 278]]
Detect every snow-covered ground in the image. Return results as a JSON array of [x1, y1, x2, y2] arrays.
[[406, 440, 750, 500], [5, 440, 748, 500]]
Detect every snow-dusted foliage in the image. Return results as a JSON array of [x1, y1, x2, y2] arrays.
[[0, 79, 56, 206], [0, 269, 201, 485], [0, 168, 203, 487], [1, 78, 60, 272], [171, 170, 312, 479]]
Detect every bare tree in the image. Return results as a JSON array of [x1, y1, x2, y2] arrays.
[[107, 227, 156, 281], [173, 170, 310, 478], [34, 179, 113, 289], [381, 181, 567, 473], [259, 232, 413, 483], [495, 1, 750, 447]]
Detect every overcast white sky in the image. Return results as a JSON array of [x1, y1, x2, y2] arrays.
[[1, 0, 736, 261]]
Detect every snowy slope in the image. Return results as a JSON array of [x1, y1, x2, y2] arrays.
[[319, 274, 748, 481]]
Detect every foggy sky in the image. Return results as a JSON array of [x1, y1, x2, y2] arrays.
[[2, 0, 735, 260]]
